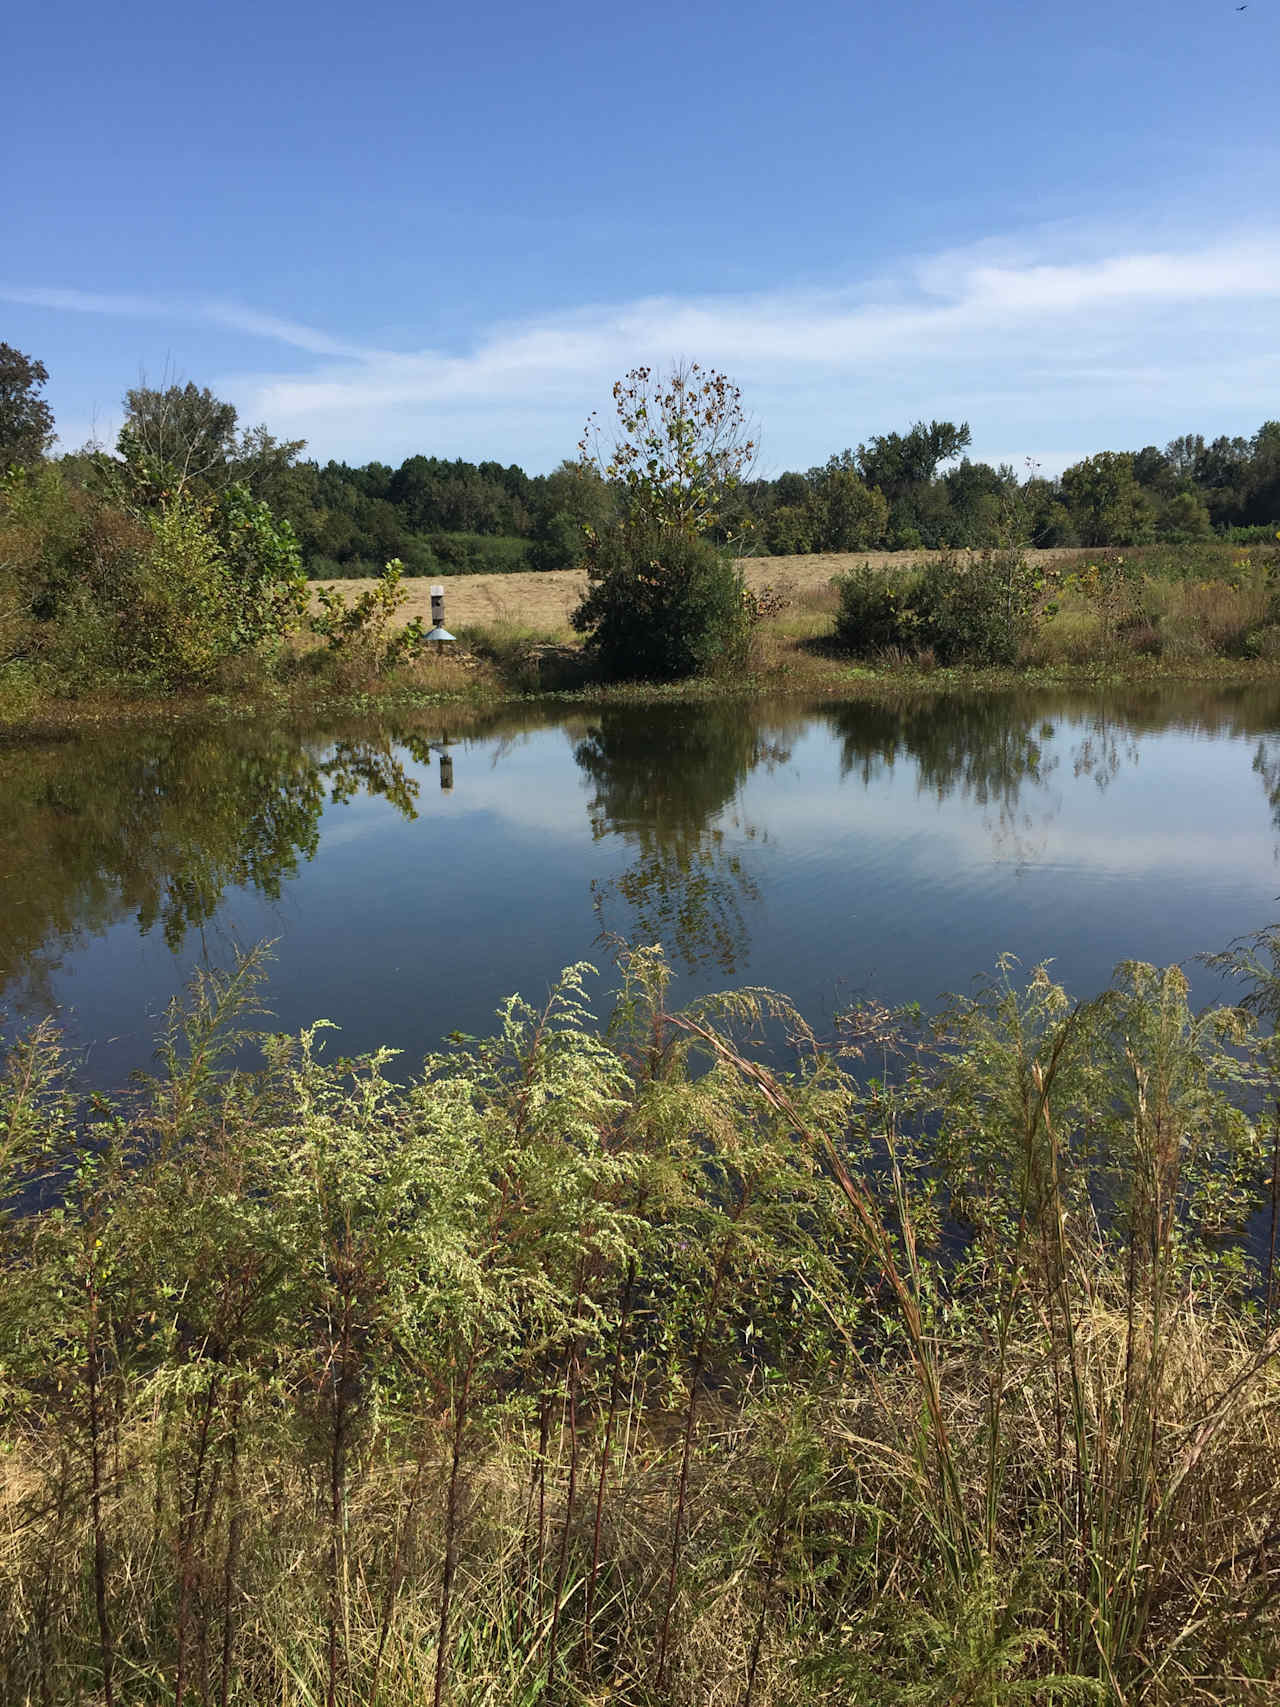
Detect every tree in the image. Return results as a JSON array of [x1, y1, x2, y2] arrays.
[[805, 458, 888, 551], [854, 420, 970, 545], [1060, 452, 1156, 546], [117, 379, 304, 497], [577, 361, 756, 539], [1156, 490, 1212, 542], [856, 420, 971, 503], [571, 364, 755, 680], [1132, 445, 1176, 497], [0, 343, 55, 467]]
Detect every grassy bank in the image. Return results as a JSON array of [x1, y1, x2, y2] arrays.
[[2, 940, 1279, 1703], [6, 541, 1280, 741]]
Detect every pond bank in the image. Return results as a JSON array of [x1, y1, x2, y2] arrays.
[[8, 645, 1280, 743]]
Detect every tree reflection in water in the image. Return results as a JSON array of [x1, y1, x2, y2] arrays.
[[574, 705, 791, 974], [0, 723, 430, 1011]]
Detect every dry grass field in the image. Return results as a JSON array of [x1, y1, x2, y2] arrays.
[[311, 547, 1077, 635]]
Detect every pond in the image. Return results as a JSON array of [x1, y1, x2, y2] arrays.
[[5, 683, 1280, 1085]]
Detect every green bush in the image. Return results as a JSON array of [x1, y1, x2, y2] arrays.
[[833, 563, 918, 653], [834, 551, 1036, 666], [571, 523, 752, 680], [0, 464, 309, 689], [1221, 522, 1280, 545], [911, 549, 1034, 664], [528, 509, 589, 572]]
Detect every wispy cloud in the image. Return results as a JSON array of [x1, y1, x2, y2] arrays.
[[0, 285, 382, 361], [234, 233, 1280, 431], [10, 229, 1280, 468]]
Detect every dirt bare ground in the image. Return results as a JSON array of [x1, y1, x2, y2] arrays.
[[311, 548, 1077, 633]]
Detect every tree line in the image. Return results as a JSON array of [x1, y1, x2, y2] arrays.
[[201, 413, 1280, 573], [3, 343, 1279, 584]]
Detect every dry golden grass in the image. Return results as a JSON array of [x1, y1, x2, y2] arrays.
[[310, 549, 1076, 634]]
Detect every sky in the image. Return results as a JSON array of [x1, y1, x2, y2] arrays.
[[5, 0, 1279, 477]]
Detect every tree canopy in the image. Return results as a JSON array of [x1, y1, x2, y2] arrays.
[[0, 343, 55, 468]]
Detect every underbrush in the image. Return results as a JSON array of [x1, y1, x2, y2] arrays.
[[830, 543, 1280, 673], [459, 618, 586, 693], [2, 937, 1279, 1704], [1025, 555, 1280, 668]]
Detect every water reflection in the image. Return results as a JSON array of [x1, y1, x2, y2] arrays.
[[0, 723, 427, 1009], [823, 695, 1061, 862], [7, 683, 1280, 1040], [574, 705, 792, 973]]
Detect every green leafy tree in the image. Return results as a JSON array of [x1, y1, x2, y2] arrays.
[[572, 365, 756, 680], [117, 379, 304, 499], [1060, 451, 1156, 546], [130, 490, 235, 683], [528, 460, 617, 572], [764, 503, 814, 556], [1157, 489, 1213, 542], [216, 482, 309, 647], [0, 343, 55, 468], [805, 456, 888, 550]]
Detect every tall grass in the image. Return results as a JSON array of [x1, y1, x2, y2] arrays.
[[2, 940, 1279, 1704]]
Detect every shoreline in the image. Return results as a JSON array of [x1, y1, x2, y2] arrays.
[[7, 651, 1280, 743]]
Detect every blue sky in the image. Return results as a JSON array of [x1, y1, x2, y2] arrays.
[[6, 0, 1279, 475]]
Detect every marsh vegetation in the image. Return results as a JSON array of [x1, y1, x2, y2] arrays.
[[2, 932, 1279, 1705]]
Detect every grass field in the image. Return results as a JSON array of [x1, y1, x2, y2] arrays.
[[311, 548, 1079, 634]]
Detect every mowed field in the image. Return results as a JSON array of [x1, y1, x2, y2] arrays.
[[311, 548, 1077, 632]]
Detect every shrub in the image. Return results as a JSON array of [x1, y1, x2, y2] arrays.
[[833, 563, 918, 653], [215, 481, 308, 651], [425, 531, 532, 574], [2, 464, 311, 689], [1, 942, 1278, 1702], [910, 549, 1036, 664], [834, 550, 1036, 666], [128, 489, 236, 683], [309, 558, 426, 679], [571, 523, 752, 680]]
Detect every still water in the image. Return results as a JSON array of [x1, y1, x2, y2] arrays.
[[6, 685, 1280, 1085]]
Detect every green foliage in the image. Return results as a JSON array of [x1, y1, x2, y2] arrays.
[[578, 361, 757, 541], [1061, 451, 1157, 546], [764, 501, 815, 556], [215, 481, 309, 646], [1157, 488, 1213, 542], [834, 549, 1039, 665], [132, 488, 237, 683], [421, 530, 531, 574], [310, 559, 427, 674], [0, 342, 55, 468], [833, 562, 918, 653], [571, 522, 753, 681], [571, 365, 759, 679], [800, 458, 890, 551], [0, 459, 311, 690], [116, 378, 305, 498], [1, 940, 1278, 1701]]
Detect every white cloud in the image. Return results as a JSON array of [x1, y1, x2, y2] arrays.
[[9, 228, 1280, 468], [0, 285, 381, 361]]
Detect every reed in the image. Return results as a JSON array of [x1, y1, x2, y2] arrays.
[[2, 938, 1278, 1704]]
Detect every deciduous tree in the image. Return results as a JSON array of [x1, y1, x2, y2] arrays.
[[577, 361, 756, 539], [0, 343, 55, 468]]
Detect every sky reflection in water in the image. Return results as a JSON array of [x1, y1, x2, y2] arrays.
[[5, 684, 1280, 1085]]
